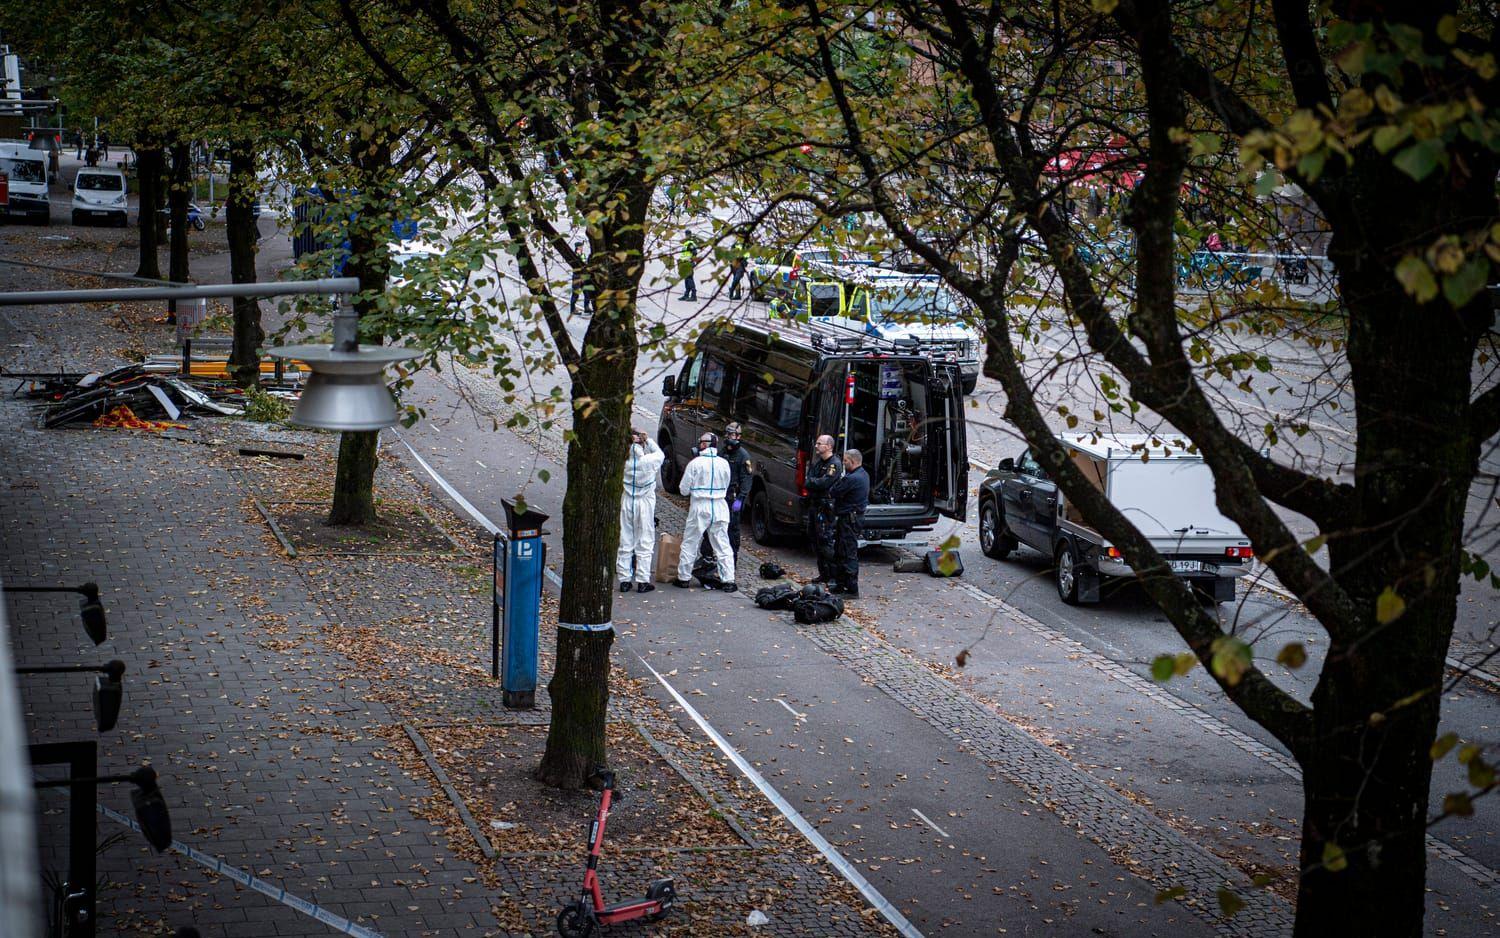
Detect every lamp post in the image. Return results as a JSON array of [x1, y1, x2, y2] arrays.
[[266, 298, 418, 431]]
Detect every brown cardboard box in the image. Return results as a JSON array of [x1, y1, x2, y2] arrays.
[[654, 532, 681, 582]]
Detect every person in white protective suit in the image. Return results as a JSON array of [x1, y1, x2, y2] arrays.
[[673, 431, 737, 591], [617, 430, 665, 593]]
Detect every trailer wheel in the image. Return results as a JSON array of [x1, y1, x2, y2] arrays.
[[1055, 541, 1081, 605]]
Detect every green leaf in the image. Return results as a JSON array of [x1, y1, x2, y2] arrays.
[[1443, 792, 1474, 816], [1467, 755, 1495, 788], [1392, 140, 1444, 182], [1372, 125, 1410, 153], [1276, 642, 1308, 669], [1442, 259, 1491, 308], [1155, 885, 1186, 904], [1375, 587, 1406, 624], [1431, 732, 1460, 760], [1151, 654, 1176, 682], [1090, 0, 1119, 12], [537, 469, 550, 484], [1303, 535, 1327, 555], [1210, 636, 1253, 686], [1394, 256, 1438, 303], [1322, 841, 1348, 873], [1217, 887, 1245, 918], [1437, 15, 1459, 44]]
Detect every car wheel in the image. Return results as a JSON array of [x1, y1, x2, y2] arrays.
[[749, 487, 778, 546], [962, 374, 978, 395], [1056, 540, 1081, 605], [979, 500, 1013, 560], [658, 437, 681, 491], [192, 217, 206, 231]]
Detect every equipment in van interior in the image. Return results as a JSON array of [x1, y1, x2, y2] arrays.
[[658, 316, 967, 548]]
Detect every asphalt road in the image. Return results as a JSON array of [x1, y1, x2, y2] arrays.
[[17, 169, 1494, 934]]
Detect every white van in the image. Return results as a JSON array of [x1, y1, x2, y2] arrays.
[[0, 143, 50, 224], [71, 167, 128, 227]]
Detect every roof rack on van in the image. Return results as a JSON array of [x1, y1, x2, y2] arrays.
[[731, 312, 929, 359]]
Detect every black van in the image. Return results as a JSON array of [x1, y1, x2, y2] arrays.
[[658, 319, 968, 544]]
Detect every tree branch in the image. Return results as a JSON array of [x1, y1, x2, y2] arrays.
[[806, 0, 1316, 758]]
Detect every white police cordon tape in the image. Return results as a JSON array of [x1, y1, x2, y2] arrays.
[[559, 620, 615, 632], [97, 803, 384, 938], [635, 655, 925, 938]]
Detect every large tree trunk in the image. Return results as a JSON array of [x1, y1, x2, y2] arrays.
[[328, 431, 380, 525], [168, 142, 191, 286], [326, 138, 394, 528], [1291, 163, 1484, 932], [226, 142, 261, 388], [537, 254, 641, 789], [134, 142, 165, 280]]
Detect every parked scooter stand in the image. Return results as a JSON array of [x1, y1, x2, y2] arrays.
[[556, 768, 676, 937]]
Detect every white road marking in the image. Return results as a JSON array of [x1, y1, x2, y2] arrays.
[[637, 655, 925, 938], [774, 697, 805, 719], [910, 808, 951, 839]]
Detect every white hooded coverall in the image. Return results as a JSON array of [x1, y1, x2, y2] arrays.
[[677, 446, 734, 584], [617, 440, 666, 584]]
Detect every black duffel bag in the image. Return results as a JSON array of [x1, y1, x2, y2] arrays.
[[754, 584, 798, 609], [791, 584, 844, 623]]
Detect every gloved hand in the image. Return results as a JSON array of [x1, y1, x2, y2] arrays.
[[731, 499, 743, 513]]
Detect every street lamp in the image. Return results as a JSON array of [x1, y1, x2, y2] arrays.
[[35, 764, 172, 852], [266, 299, 418, 431], [3, 583, 107, 645], [15, 660, 125, 732]]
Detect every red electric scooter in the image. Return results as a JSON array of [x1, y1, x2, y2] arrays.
[[556, 768, 676, 937]]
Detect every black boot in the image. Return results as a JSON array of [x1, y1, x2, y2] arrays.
[[620, 581, 632, 593]]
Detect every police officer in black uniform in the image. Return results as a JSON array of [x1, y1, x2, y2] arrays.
[[828, 448, 870, 598], [721, 422, 751, 558], [805, 433, 842, 584]]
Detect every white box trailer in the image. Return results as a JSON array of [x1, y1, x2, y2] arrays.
[[982, 433, 1255, 604]]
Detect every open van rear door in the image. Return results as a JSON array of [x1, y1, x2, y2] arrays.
[[929, 362, 968, 521]]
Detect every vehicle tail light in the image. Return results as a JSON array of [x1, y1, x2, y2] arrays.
[[796, 449, 809, 497], [1105, 546, 1121, 560], [1225, 546, 1254, 559]]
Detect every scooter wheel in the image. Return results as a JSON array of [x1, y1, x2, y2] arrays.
[[556, 903, 595, 938], [645, 880, 677, 922]]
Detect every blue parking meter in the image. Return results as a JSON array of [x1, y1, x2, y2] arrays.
[[497, 500, 549, 709]]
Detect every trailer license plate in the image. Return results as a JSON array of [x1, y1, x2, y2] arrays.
[[1170, 560, 1203, 574]]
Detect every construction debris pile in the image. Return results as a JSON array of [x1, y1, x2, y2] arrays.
[[5, 358, 302, 429]]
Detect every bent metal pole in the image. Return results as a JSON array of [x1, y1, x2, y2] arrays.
[[0, 277, 361, 307]]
